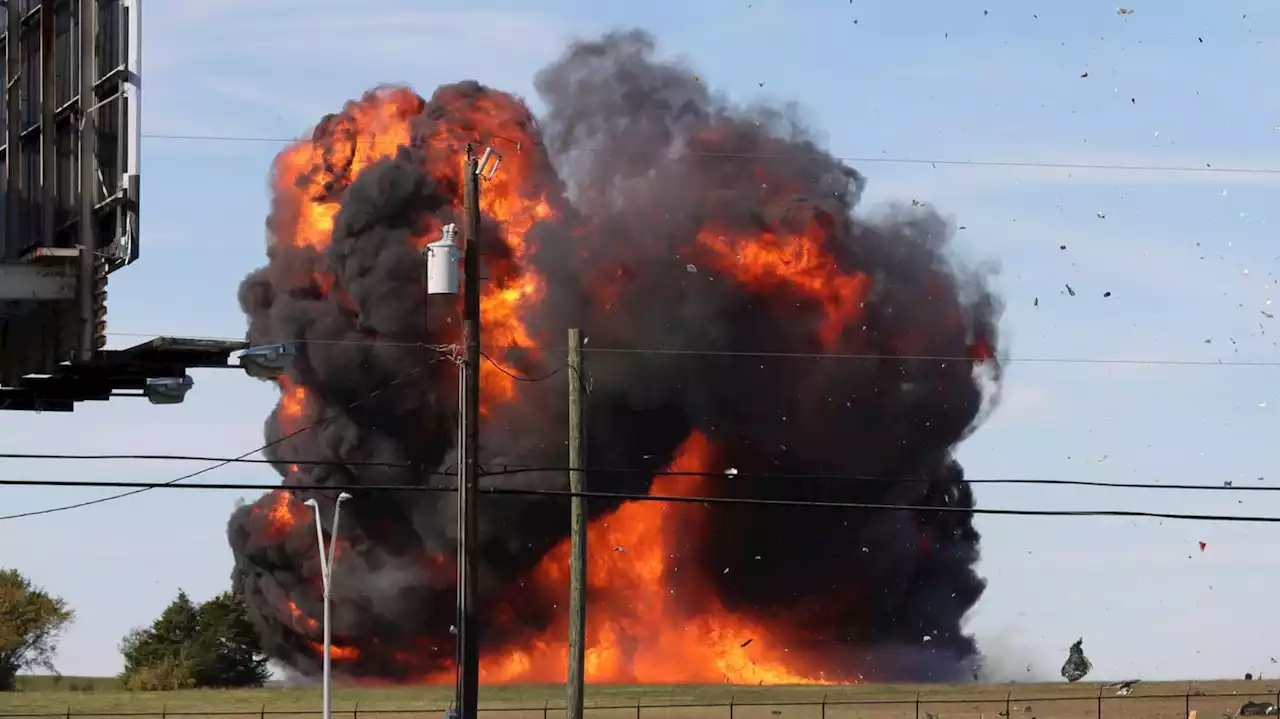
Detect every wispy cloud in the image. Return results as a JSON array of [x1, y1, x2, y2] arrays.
[[191, 78, 327, 126], [142, 3, 574, 146]]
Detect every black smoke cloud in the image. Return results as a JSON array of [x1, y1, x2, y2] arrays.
[[228, 29, 1003, 683]]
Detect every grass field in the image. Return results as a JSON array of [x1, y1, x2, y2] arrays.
[[4, 677, 1279, 719]]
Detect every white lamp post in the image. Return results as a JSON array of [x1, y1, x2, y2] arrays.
[[304, 492, 352, 719]]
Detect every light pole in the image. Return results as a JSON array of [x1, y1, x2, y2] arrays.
[[304, 492, 352, 719], [239, 343, 296, 380]]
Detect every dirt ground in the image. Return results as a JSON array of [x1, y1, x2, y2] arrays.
[[3, 679, 1278, 719]]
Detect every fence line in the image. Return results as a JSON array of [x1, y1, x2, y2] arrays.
[[3, 686, 1279, 718]]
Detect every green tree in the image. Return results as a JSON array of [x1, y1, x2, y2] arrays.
[[0, 569, 75, 691], [119, 590, 201, 690], [120, 590, 269, 690], [194, 592, 270, 688]]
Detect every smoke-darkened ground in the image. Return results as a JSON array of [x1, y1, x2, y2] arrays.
[[227, 29, 1003, 684]]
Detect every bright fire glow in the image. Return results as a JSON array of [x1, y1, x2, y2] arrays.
[[423, 433, 834, 685], [262, 87, 891, 685], [696, 226, 871, 348], [271, 87, 553, 412]]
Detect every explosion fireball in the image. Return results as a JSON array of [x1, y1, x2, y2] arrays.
[[228, 30, 1003, 685]]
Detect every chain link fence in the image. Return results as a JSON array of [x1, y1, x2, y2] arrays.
[[3, 688, 1280, 719]]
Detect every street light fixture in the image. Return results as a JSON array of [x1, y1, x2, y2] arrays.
[[239, 343, 297, 380], [143, 375, 194, 405], [304, 492, 352, 719]]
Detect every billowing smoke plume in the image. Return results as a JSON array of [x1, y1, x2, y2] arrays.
[[228, 29, 1003, 684]]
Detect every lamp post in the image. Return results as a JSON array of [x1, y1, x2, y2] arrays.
[[239, 343, 296, 380], [304, 492, 352, 719], [142, 375, 194, 405]]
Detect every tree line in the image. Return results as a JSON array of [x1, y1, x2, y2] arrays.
[[1, 568, 269, 691]]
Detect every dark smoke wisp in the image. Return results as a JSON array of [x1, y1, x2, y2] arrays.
[[228, 29, 1003, 684]]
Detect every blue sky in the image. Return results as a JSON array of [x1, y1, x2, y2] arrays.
[[3, 0, 1279, 682]]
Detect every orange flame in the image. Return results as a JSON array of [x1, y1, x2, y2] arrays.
[[273, 88, 881, 685], [272, 87, 555, 414], [287, 600, 319, 632], [277, 376, 308, 434], [424, 433, 835, 685], [310, 641, 361, 661], [696, 226, 871, 348], [263, 491, 300, 540]]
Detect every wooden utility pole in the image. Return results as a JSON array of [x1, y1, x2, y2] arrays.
[[456, 144, 483, 719], [566, 328, 587, 719]]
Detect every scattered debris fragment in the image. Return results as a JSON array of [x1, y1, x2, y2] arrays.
[[1065, 284, 1076, 296], [1105, 679, 1141, 695], [1238, 700, 1277, 716], [686, 263, 697, 273], [1061, 638, 1092, 682], [1117, 7, 1134, 15], [1103, 291, 1112, 298], [1033, 297, 1039, 307], [1096, 211, 1106, 219], [740, 638, 753, 648], [1198, 541, 1206, 552], [725, 467, 739, 477]]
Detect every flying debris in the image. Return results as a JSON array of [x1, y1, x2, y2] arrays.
[[1105, 679, 1141, 695], [1239, 700, 1277, 716], [227, 29, 1003, 686], [1061, 638, 1093, 683]]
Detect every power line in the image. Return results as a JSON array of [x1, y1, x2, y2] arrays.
[[481, 352, 564, 382], [140, 132, 1280, 177], [0, 364, 438, 521], [575, 346, 1280, 367], [485, 464, 1280, 493], [0, 453, 416, 471], [101, 332, 1280, 369], [1, 478, 1277, 524], [2, 452, 1276, 493]]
